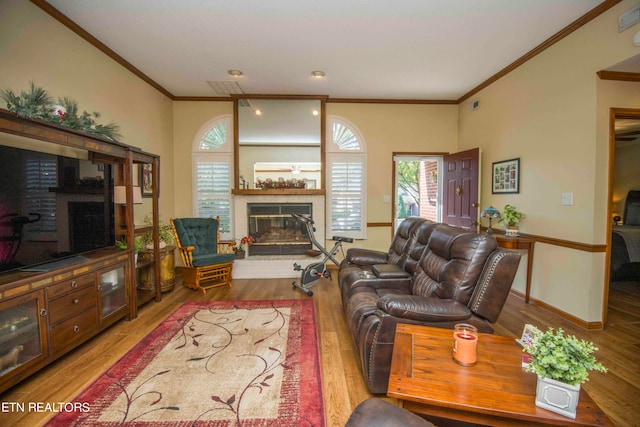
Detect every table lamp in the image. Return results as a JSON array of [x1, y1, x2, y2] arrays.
[[481, 206, 501, 235]]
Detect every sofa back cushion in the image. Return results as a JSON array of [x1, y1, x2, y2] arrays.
[[387, 217, 426, 266], [403, 220, 439, 275], [412, 224, 497, 306]]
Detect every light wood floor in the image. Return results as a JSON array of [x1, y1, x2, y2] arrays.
[[1, 276, 638, 427]]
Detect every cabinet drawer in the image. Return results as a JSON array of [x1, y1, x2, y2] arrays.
[[48, 286, 97, 325], [49, 308, 97, 354], [47, 274, 94, 299]]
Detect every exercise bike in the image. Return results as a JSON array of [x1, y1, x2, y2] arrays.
[[291, 213, 353, 296]]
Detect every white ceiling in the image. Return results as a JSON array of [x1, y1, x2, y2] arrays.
[[45, 0, 607, 100]]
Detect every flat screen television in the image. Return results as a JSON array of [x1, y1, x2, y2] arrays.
[[0, 143, 115, 272]]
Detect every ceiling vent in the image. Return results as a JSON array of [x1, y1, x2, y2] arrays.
[[206, 80, 245, 95], [619, 5, 640, 32]]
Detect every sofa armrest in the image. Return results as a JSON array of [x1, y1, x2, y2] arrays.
[[346, 248, 389, 265], [377, 295, 472, 322], [372, 264, 411, 279], [345, 398, 436, 427]]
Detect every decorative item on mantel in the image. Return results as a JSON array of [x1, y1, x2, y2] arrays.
[[234, 236, 254, 259], [499, 204, 524, 236], [481, 206, 501, 234], [520, 326, 607, 419], [255, 177, 306, 189]]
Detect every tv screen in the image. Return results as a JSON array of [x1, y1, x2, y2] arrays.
[[0, 144, 115, 272]]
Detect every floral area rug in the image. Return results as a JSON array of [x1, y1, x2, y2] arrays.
[[46, 299, 325, 426]]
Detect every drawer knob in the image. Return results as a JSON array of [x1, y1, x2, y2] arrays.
[[71, 281, 78, 288], [40, 308, 47, 317], [73, 299, 80, 305], [73, 325, 80, 333]]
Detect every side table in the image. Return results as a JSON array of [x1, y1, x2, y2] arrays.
[[387, 324, 612, 426], [494, 234, 535, 303]]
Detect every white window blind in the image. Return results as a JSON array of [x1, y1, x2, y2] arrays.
[[194, 160, 231, 235], [327, 155, 366, 239]]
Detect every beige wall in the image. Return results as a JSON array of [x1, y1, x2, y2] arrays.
[[0, 1, 174, 225], [172, 102, 233, 218], [459, 0, 640, 323]]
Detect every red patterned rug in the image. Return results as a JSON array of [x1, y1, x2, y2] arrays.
[[46, 299, 325, 426]]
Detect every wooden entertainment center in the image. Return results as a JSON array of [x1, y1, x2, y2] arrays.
[[0, 109, 161, 394]]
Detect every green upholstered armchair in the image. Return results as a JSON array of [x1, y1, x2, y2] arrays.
[[170, 217, 236, 293]]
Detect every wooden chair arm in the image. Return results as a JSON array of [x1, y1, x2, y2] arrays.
[[176, 245, 196, 267]]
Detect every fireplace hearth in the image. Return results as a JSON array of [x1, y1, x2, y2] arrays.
[[248, 203, 312, 256]]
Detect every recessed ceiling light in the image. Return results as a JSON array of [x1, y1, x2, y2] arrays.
[[254, 109, 262, 116], [312, 109, 319, 116], [311, 71, 325, 78], [228, 69, 243, 77]]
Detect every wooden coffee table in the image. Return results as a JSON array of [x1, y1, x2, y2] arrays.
[[387, 324, 612, 426]]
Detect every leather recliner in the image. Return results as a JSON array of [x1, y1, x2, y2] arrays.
[[339, 220, 521, 393]]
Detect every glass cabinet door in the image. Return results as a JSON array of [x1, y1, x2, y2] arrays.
[[98, 264, 127, 319], [0, 291, 46, 380]]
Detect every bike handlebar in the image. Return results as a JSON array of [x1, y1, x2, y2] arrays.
[[291, 213, 314, 225]]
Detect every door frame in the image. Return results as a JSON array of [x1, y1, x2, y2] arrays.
[[603, 107, 640, 325], [391, 152, 447, 237]]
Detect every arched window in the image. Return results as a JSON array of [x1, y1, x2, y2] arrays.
[[326, 116, 367, 239], [192, 115, 233, 239]]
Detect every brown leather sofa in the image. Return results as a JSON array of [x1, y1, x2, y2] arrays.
[[339, 218, 521, 393], [345, 398, 435, 427]]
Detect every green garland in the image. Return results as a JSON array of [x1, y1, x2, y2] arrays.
[[0, 82, 121, 142]]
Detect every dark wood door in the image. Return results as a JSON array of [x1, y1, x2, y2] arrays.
[[442, 148, 480, 231]]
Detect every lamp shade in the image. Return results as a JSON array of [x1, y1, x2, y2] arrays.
[[114, 186, 126, 204], [114, 186, 143, 204], [481, 206, 501, 219]]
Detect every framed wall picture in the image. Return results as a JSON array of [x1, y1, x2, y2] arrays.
[[140, 163, 154, 197], [492, 158, 520, 194]]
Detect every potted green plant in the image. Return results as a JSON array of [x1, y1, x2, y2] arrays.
[[523, 327, 607, 419], [499, 204, 524, 236], [139, 214, 175, 249], [115, 236, 142, 264]]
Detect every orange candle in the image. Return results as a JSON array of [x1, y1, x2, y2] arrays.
[[453, 324, 478, 366]]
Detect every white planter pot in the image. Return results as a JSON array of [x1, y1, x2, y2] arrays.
[[146, 241, 167, 250], [505, 226, 519, 236], [535, 376, 580, 419]]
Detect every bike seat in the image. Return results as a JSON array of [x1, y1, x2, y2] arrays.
[[332, 236, 354, 243]]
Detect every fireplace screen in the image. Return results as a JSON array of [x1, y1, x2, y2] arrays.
[[247, 203, 312, 256]]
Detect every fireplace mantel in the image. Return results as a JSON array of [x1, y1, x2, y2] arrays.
[[232, 189, 324, 195]]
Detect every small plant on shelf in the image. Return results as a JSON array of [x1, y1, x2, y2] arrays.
[[115, 236, 142, 254], [499, 204, 524, 236], [139, 214, 175, 249]]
